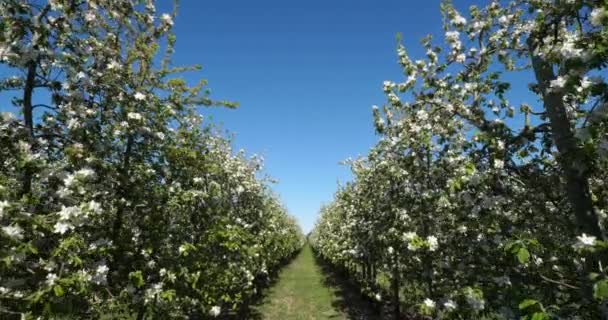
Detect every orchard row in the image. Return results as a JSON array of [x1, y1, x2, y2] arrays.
[[311, 1, 608, 319], [0, 1, 303, 319]]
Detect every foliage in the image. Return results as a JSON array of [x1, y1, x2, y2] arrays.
[[0, 0, 303, 318], [311, 0, 608, 318]]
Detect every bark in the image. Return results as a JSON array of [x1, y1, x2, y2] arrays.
[[23, 61, 36, 137], [109, 135, 134, 286], [391, 257, 400, 320], [529, 38, 607, 318], [20, 60, 37, 197], [528, 43, 603, 240]]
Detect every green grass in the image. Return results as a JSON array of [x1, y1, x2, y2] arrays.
[[253, 245, 346, 320]]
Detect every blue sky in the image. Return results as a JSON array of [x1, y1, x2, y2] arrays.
[[167, 0, 487, 233], [2, 0, 531, 233]]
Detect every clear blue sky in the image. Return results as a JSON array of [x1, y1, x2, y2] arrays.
[[167, 0, 490, 233], [2, 0, 529, 233]]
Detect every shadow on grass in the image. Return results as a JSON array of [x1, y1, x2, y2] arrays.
[[232, 276, 280, 320], [312, 254, 383, 320], [219, 250, 301, 320], [221, 247, 382, 320], [312, 254, 431, 320]]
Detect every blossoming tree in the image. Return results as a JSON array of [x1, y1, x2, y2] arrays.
[[0, 0, 303, 318], [312, 0, 608, 319]]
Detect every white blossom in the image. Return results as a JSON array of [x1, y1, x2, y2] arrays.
[[465, 289, 485, 311], [455, 53, 466, 63], [427, 235, 438, 251], [53, 221, 71, 234], [45, 273, 58, 286], [590, 8, 605, 26], [416, 109, 429, 121], [451, 14, 467, 26], [560, 35, 583, 59], [96, 264, 109, 275], [444, 299, 457, 310], [209, 306, 221, 317], [77, 168, 95, 178], [445, 31, 460, 43], [0, 45, 8, 61], [423, 298, 436, 309], [494, 159, 504, 169], [161, 13, 174, 26], [577, 233, 596, 247], [134, 92, 146, 101], [497, 140, 505, 150], [388, 92, 399, 104], [67, 118, 79, 130], [84, 12, 96, 22], [383, 81, 395, 91], [179, 244, 187, 254], [88, 201, 102, 214], [107, 60, 121, 70], [579, 77, 592, 91], [2, 225, 24, 240], [0, 200, 9, 218], [92, 264, 109, 285], [550, 76, 567, 91], [128, 112, 143, 121], [57, 205, 80, 220]]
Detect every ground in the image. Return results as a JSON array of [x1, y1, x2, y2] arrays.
[[250, 245, 380, 320]]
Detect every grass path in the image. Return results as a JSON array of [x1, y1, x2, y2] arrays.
[[251, 245, 379, 320]]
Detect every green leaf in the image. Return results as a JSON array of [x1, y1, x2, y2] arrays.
[[531, 312, 549, 320], [517, 248, 530, 264], [53, 285, 64, 297], [26, 290, 45, 304], [464, 162, 476, 175], [594, 280, 608, 300], [160, 289, 176, 302], [519, 299, 538, 310], [596, 240, 608, 250], [129, 271, 145, 288]]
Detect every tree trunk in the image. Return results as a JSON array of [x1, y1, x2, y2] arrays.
[[109, 135, 134, 286], [20, 60, 37, 197], [23, 61, 36, 137], [528, 46, 603, 240], [529, 38, 608, 319], [391, 256, 400, 320]]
